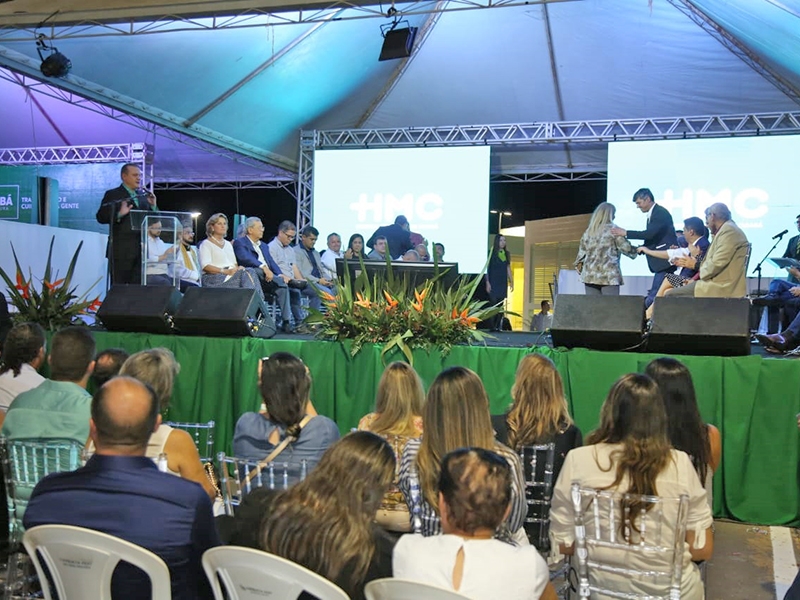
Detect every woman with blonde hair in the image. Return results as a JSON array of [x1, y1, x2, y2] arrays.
[[550, 374, 714, 599], [493, 353, 582, 478], [358, 361, 425, 531], [398, 366, 526, 540], [575, 202, 638, 295], [262, 431, 396, 600], [87, 348, 216, 498]]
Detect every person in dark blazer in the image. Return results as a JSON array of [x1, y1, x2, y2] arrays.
[[96, 163, 157, 285], [366, 215, 413, 259], [611, 187, 677, 308], [232, 217, 292, 332]]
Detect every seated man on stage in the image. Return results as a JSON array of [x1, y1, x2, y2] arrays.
[[664, 203, 749, 299], [267, 221, 319, 332], [637, 216, 710, 317], [368, 236, 388, 261], [319, 232, 343, 282], [758, 307, 800, 354], [294, 226, 335, 298], [144, 219, 176, 287], [752, 215, 800, 332], [172, 223, 201, 293], [233, 217, 291, 331]]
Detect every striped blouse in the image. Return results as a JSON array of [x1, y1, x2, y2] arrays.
[[397, 437, 527, 538]]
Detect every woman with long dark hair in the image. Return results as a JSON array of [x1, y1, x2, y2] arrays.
[[344, 233, 368, 260], [261, 431, 396, 600], [549, 373, 713, 599], [645, 357, 721, 506], [233, 352, 339, 484], [486, 234, 513, 330]]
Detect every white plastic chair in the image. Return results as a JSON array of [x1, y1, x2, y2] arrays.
[[570, 483, 690, 600], [22, 524, 172, 600], [165, 419, 216, 461], [364, 578, 468, 599], [202, 546, 349, 600]]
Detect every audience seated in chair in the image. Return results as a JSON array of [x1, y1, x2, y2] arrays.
[[491, 353, 582, 546], [646, 358, 721, 508], [397, 367, 527, 541], [2, 326, 95, 445], [0, 322, 46, 421], [357, 361, 425, 532], [86, 348, 216, 498], [261, 431, 396, 600], [24, 377, 219, 600], [90, 347, 129, 390], [549, 373, 714, 600], [233, 352, 339, 486], [393, 447, 556, 600]]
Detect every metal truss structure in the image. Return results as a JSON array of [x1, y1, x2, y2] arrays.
[[0, 142, 151, 185], [296, 110, 800, 228], [0, 0, 578, 41], [0, 62, 295, 178], [491, 171, 607, 183], [155, 180, 297, 197]]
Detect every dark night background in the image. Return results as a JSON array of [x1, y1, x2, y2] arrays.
[[155, 179, 608, 242]]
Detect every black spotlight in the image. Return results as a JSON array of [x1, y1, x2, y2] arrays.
[[36, 34, 71, 78], [379, 20, 417, 62]]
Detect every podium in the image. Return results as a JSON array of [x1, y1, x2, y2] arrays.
[[130, 210, 194, 289]]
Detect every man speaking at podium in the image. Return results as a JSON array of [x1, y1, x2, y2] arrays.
[[96, 163, 158, 285]]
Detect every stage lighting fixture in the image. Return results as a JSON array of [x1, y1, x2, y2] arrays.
[[36, 34, 71, 78], [379, 20, 417, 62]]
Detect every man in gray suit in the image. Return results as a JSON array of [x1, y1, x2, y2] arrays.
[[294, 226, 333, 309], [665, 203, 749, 298]]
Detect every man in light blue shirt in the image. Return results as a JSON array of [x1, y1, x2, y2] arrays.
[[267, 220, 318, 331]]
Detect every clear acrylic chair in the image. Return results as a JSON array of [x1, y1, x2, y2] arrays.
[[202, 546, 348, 600], [0, 437, 83, 600], [164, 420, 215, 461], [216, 452, 307, 516], [517, 442, 556, 551], [23, 524, 172, 600], [365, 578, 468, 599], [570, 482, 690, 600]]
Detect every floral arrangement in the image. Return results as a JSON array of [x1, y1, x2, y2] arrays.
[[0, 236, 102, 330], [305, 256, 505, 362]]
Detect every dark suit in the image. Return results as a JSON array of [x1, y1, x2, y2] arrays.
[[232, 236, 291, 324], [24, 454, 219, 600], [367, 224, 412, 259], [96, 185, 156, 285], [783, 234, 800, 284], [626, 203, 678, 307]]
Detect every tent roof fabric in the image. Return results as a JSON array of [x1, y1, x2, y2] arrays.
[[0, 0, 799, 181]]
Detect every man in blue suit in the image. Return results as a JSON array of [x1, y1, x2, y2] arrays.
[[233, 216, 292, 333], [612, 188, 677, 308]]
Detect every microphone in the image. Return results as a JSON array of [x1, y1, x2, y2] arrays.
[[773, 229, 789, 240]]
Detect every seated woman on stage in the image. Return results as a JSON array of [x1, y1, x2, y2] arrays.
[[344, 233, 368, 260], [233, 352, 339, 485], [86, 348, 216, 498], [549, 373, 714, 600], [638, 216, 710, 318], [197, 213, 269, 305], [262, 431, 396, 600], [397, 366, 526, 541], [394, 447, 556, 600], [645, 357, 721, 508], [357, 361, 425, 532]]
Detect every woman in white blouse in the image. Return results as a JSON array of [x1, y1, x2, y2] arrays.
[[549, 373, 714, 600], [197, 213, 269, 312]]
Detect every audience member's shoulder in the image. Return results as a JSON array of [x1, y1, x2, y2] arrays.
[[234, 411, 274, 433], [490, 413, 508, 443], [307, 414, 341, 435]]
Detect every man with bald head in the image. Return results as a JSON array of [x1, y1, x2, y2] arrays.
[[24, 377, 219, 600]]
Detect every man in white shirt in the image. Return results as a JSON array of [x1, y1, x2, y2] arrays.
[[144, 219, 176, 287], [171, 224, 201, 292], [320, 232, 343, 281], [0, 322, 46, 417], [530, 300, 553, 332]]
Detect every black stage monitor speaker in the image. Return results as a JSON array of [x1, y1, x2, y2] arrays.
[[97, 285, 181, 334], [648, 297, 750, 356], [174, 287, 275, 338], [379, 27, 418, 61], [550, 295, 646, 352]]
